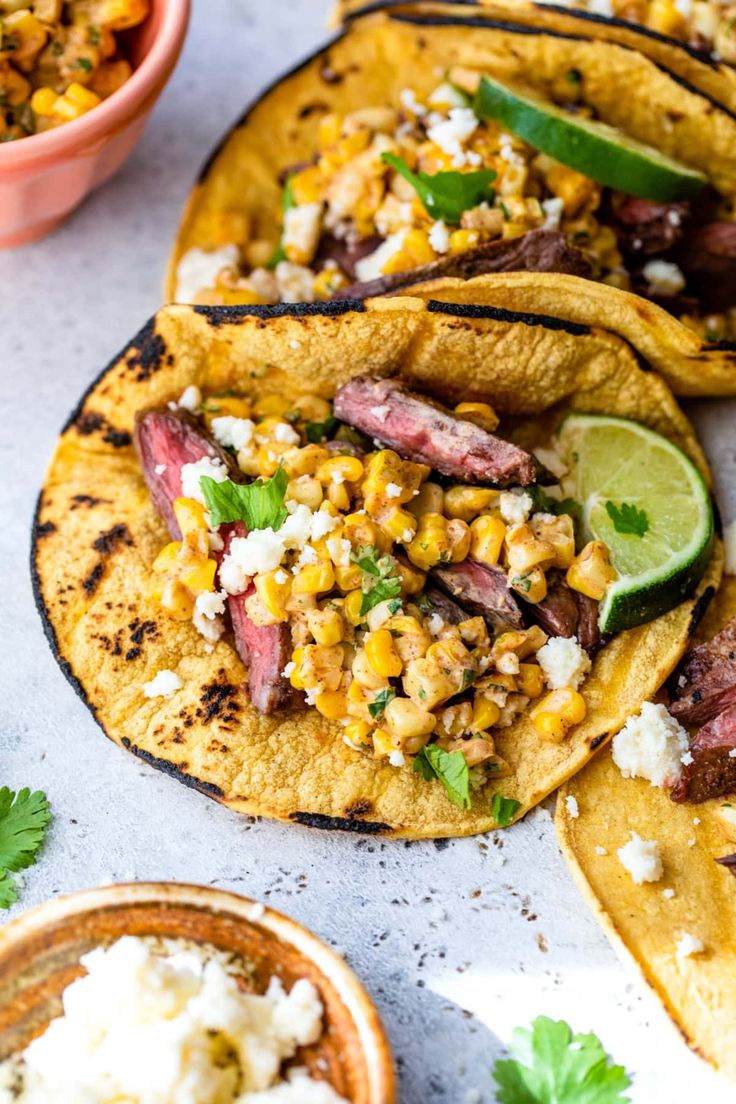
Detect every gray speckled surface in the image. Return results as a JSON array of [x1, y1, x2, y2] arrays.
[[1, 2, 735, 1100]]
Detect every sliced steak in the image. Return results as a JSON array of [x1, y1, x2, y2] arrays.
[[221, 526, 293, 714], [135, 408, 292, 715], [669, 619, 736, 725], [716, 853, 736, 877], [670, 702, 736, 803], [134, 409, 237, 539], [424, 585, 469, 627], [316, 232, 384, 281], [431, 560, 523, 634], [526, 574, 600, 655], [331, 229, 591, 299], [333, 375, 541, 486], [672, 222, 736, 312], [609, 197, 689, 256]]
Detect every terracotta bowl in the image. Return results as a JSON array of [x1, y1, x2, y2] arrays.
[[0, 0, 190, 248], [0, 882, 396, 1103]]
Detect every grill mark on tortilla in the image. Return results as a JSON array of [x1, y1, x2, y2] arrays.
[[426, 299, 592, 337], [92, 523, 133, 556], [71, 494, 107, 509], [35, 521, 56, 537], [81, 562, 104, 595], [192, 300, 365, 328], [102, 426, 132, 449], [123, 322, 168, 381], [120, 738, 225, 797], [73, 411, 131, 448], [688, 584, 716, 635], [589, 733, 609, 750], [290, 811, 392, 833], [197, 680, 242, 724]]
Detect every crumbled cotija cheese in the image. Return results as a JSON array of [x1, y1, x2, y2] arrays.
[[642, 259, 686, 296], [617, 832, 663, 885], [612, 702, 689, 788], [212, 416, 255, 452], [354, 231, 408, 283], [564, 795, 579, 818], [0, 936, 348, 1104], [428, 220, 450, 254], [499, 491, 532, 526], [537, 636, 591, 691], [676, 932, 705, 959], [219, 503, 340, 594], [178, 384, 202, 413], [142, 669, 182, 699], [175, 245, 241, 304], [180, 456, 229, 505]]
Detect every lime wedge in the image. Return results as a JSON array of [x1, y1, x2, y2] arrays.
[[474, 76, 707, 202], [557, 414, 713, 634]]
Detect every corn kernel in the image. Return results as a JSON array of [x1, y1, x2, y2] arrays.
[[327, 482, 351, 511], [159, 579, 194, 620], [30, 87, 57, 116], [509, 566, 547, 604], [290, 164, 325, 205], [470, 515, 506, 566], [445, 486, 497, 522], [406, 512, 450, 571], [334, 561, 362, 591], [531, 513, 576, 570], [344, 719, 372, 746], [472, 695, 501, 731], [648, 0, 686, 35], [365, 629, 403, 678], [343, 513, 379, 548], [372, 728, 397, 758], [253, 394, 293, 418], [65, 82, 101, 110], [505, 524, 556, 573], [292, 560, 335, 596], [567, 541, 616, 601], [448, 228, 479, 254], [447, 518, 471, 563], [517, 663, 544, 699], [380, 508, 417, 544], [152, 541, 182, 573], [287, 476, 323, 510], [179, 558, 217, 596], [307, 607, 344, 646], [202, 395, 251, 424], [173, 497, 208, 537], [315, 689, 349, 721], [408, 481, 444, 520], [353, 648, 389, 690], [454, 401, 499, 432], [383, 697, 436, 743], [316, 455, 364, 486], [530, 688, 587, 742], [344, 589, 366, 626], [394, 555, 425, 596], [254, 569, 292, 622]]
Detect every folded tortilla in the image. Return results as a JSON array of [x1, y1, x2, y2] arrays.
[[557, 575, 736, 1080], [33, 297, 720, 837]]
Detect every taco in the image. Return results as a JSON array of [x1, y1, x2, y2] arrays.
[[167, 1, 736, 351], [557, 575, 736, 1079], [32, 296, 721, 837]]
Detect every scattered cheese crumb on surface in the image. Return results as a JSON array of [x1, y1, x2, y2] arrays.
[[564, 795, 579, 818], [594, 846, 608, 856], [211, 415, 255, 452], [676, 932, 705, 959], [142, 669, 182, 699], [617, 832, 663, 885], [662, 888, 676, 899], [154, 463, 167, 475], [612, 702, 689, 788], [642, 259, 686, 297]]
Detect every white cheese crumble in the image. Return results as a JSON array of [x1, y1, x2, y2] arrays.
[[219, 504, 340, 594], [274, 421, 300, 446], [274, 261, 315, 304], [385, 481, 402, 499], [399, 87, 426, 116], [193, 592, 226, 643], [370, 403, 390, 422], [681, 750, 694, 766], [428, 219, 450, 254], [564, 794, 579, 818], [499, 490, 532, 526], [537, 636, 591, 691], [532, 446, 568, 480], [730, 749, 736, 759], [211, 415, 255, 451], [175, 244, 240, 303], [427, 81, 468, 110], [154, 463, 167, 475], [642, 259, 686, 297], [389, 750, 406, 768], [676, 932, 705, 959], [617, 832, 663, 885], [662, 887, 676, 899], [612, 702, 689, 788], [282, 662, 296, 678], [541, 197, 564, 231], [142, 669, 182, 699], [354, 230, 407, 282], [180, 456, 228, 505], [326, 537, 351, 567], [282, 202, 323, 266], [178, 384, 202, 413], [0, 936, 348, 1104], [427, 107, 479, 163]]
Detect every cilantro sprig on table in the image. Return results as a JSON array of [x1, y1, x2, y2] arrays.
[[605, 501, 649, 538], [200, 467, 288, 531], [0, 787, 52, 909], [492, 1016, 631, 1103], [381, 152, 496, 225]]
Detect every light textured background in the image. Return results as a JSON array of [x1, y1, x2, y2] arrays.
[[1, 2, 735, 1100]]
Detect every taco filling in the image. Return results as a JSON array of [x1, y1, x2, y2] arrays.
[[174, 75, 736, 341], [134, 371, 712, 808], [546, 0, 736, 58]]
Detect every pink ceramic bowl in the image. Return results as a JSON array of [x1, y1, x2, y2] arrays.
[[0, 0, 190, 248]]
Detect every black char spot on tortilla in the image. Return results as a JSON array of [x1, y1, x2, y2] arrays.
[[92, 524, 134, 557], [120, 738, 225, 797], [289, 811, 393, 834], [124, 321, 168, 381]]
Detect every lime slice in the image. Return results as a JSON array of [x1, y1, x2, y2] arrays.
[[474, 76, 707, 202], [557, 414, 713, 634]]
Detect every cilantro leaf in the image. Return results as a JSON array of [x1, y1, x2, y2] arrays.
[[200, 468, 288, 531], [368, 687, 396, 721], [0, 870, 19, 909], [360, 576, 402, 616], [266, 177, 296, 269], [413, 746, 471, 809], [491, 792, 521, 827], [492, 1016, 631, 1104], [0, 787, 52, 872], [381, 152, 495, 225], [528, 485, 581, 519], [305, 415, 339, 443], [605, 501, 649, 537], [351, 544, 384, 577]]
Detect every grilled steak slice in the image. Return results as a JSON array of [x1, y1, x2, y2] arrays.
[[609, 197, 689, 256], [135, 408, 292, 715], [221, 526, 293, 714], [669, 619, 736, 725], [331, 229, 591, 300], [424, 585, 468, 627], [134, 409, 237, 539], [431, 560, 523, 634], [672, 222, 736, 312], [716, 853, 736, 877], [670, 702, 736, 803], [333, 375, 541, 486], [526, 574, 600, 654]]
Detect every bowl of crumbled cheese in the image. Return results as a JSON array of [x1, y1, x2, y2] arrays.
[[0, 881, 395, 1104]]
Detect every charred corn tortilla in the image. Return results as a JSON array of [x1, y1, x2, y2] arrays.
[[399, 272, 736, 397], [557, 575, 736, 1079], [33, 297, 720, 837]]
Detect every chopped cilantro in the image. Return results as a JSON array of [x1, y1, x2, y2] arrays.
[[360, 576, 402, 616], [266, 177, 296, 269], [200, 467, 288, 531], [461, 668, 476, 690], [350, 545, 403, 614], [499, 200, 512, 220], [509, 574, 532, 594], [368, 687, 396, 721], [51, 40, 63, 55], [491, 792, 521, 827], [492, 1015, 631, 1103], [388, 597, 403, 614], [381, 152, 496, 225], [76, 57, 93, 72], [414, 745, 471, 809], [351, 544, 386, 577], [88, 26, 101, 45], [528, 484, 581, 519], [0, 788, 52, 911], [306, 415, 339, 443], [605, 501, 649, 537]]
